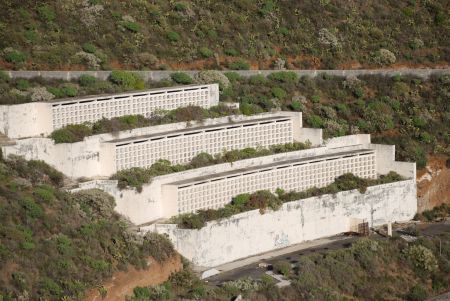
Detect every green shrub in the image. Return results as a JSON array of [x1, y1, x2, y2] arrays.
[[0, 70, 9, 82], [271, 87, 287, 99], [291, 100, 303, 111], [109, 71, 144, 90], [228, 59, 250, 70], [20, 197, 44, 219], [122, 21, 140, 32], [311, 94, 320, 103], [16, 79, 30, 91], [34, 185, 55, 203], [166, 31, 180, 42], [224, 48, 239, 56], [259, 0, 276, 16], [249, 74, 268, 85], [407, 284, 428, 301], [78, 74, 97, 86], [47, 87, 64, 98], [412, 116, 427, 128], [190, 152, 214, 168], [170, 72, 193, 84], [82, 43, 96, 54], [4, 50, 27, 63], [224, 71, 240, 82], [307, 114, 324, 128], [174, 1, 188, 11], [268, 71, 298, 83], [50, 124, 92, 143], [403, 245, 438, 274], [273, 261, 291, 277], [37, 5, 56, 22], [199, 47, 214, 58], [142, 232, 175, 262], [62, 84, 78, 97]]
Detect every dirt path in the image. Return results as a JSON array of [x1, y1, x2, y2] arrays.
[[83, 255, 182, 301], [417, 155, 450, 212]]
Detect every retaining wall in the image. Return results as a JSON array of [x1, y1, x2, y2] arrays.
[[150, 179, 417, 267], [5, 69, 449, 81]]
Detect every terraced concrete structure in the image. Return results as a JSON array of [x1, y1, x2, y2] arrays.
[[70, 134, 416, 225], [2, 111, 315, 178], [0, 84, 219, 138]]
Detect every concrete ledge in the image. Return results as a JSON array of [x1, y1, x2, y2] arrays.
[[5, 69, 450, 81]]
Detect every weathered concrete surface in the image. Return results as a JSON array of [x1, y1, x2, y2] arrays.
[[5, 69, 450, 81], [150, 180, 417, 267]]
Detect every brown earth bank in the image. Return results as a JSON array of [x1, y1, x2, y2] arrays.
[[417, 154, 450, 212], [83, 255, 182, 301]]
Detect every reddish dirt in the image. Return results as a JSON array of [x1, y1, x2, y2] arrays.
[[417, 154, 450, 212], [83, 255, 182, 301]]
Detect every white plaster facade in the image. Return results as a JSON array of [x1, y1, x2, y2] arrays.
[[150, 179, 417, 267], [2, 112, 311, 178], [0, 84, 219, 138]]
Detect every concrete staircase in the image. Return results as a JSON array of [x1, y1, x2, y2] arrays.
[[0, 132, 16, 147]]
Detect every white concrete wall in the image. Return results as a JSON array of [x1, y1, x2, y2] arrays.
[[325, 134, 371, 149], [151, 180, 417, 267], [299, 128, 323, 146], [370, 143, 416, 179], [2, 138, 116, 178], [0, 103, 53, 138]]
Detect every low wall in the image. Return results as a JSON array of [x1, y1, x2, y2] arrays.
[[5, 69, 449, 81], [150, 180, 417, 267]]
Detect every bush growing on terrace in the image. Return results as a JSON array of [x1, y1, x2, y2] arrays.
[[50, 124, 92, 143], [170, 72, 193, 84], [109, 71, 144, 90]]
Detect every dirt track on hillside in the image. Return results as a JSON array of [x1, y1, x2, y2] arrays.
[[83, 255, 181, 301], [417, 155, 450, 212]]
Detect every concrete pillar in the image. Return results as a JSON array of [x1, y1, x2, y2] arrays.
[[387, 222, 392, 237]]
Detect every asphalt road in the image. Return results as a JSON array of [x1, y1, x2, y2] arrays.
[[206, 235, 358, 285]]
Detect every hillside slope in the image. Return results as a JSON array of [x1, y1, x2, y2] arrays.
[[0, 0, 448, 70], [0, 155, 176, 300]]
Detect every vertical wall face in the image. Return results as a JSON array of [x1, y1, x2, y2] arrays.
[[114, 118, 294, 170], [50, 84, 217, 130], [153, 180, 417, 267], [0, 103, 53, 138], [2, 138, 114, 178], [167, 151, 376, 216]]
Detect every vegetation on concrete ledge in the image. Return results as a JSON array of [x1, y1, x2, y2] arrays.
[[170, 172, 405, 229], [111, 141, 311, 191], [50, 104, 238, 143], [0, 1, 448, 70], [127, 235, 450, 300], [0, 155, 175, 300]]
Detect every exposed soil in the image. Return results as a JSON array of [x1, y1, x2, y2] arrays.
[[417, 154, 450, 212], [83, 255, 182, 301]]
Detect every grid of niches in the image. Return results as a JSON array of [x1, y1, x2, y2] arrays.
[[51, 88, 210, 129], [115, 120, 293, 171], [176, 153, 376, 214]]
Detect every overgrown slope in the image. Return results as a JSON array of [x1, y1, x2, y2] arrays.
[[0, 155, 175, 300], [0, 0, 448, 70]]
